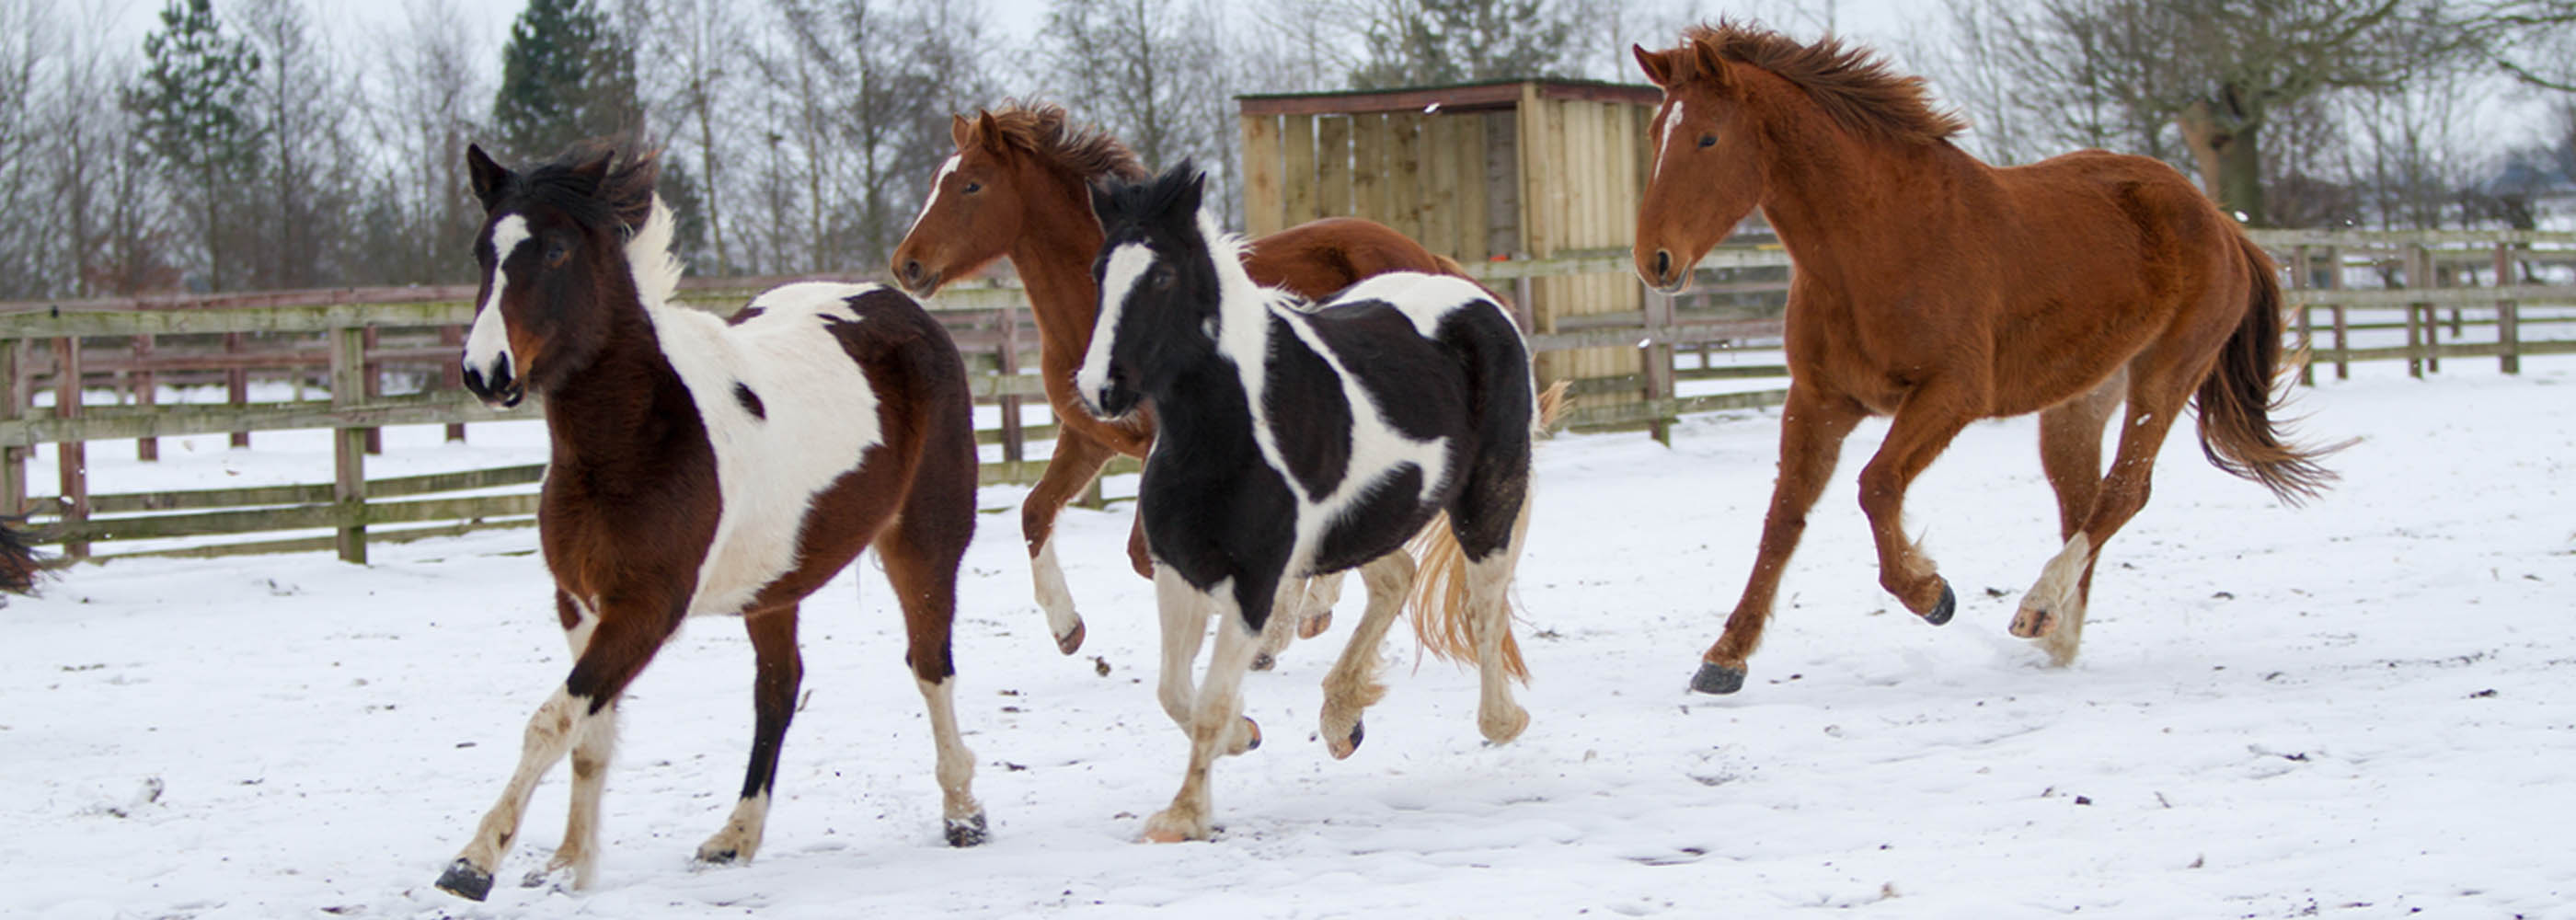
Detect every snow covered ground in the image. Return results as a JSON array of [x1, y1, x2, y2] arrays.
[[5, 364, 2572, 919]]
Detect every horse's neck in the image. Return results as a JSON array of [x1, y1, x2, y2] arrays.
[[541, 298, 694, 471], [1009, 180, 1110, 359], [1758, 118, 1968, 272]]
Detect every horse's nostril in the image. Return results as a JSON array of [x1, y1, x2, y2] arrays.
[[1654, 249, 1673, 281], [902, 260, 925, 285]]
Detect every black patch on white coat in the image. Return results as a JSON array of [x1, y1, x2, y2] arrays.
[[732, 382, 766, 420]]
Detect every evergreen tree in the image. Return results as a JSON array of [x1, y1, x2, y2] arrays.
[[123, 0, 263, 292], [493, 0, 643, 162], [1350, 0, 1576, 89]]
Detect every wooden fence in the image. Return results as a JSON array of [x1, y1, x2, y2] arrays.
[[3, 229, 2570, 563]]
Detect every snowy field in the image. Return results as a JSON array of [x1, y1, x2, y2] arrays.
[[4, 365, 2572, 918]]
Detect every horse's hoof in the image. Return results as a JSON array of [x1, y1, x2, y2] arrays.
[[2009, 606, 2053, 638], [945, 812, 989, 847], [1298, 610, 1332, 639], [694, 846, 739, 866], [1690, 661, 1747, 696], [1240, 717, 1262, 753], [1328, 719, 1364, 760], [435, 857, 495, 902], [1141, 826, 1192, 844], [1922, 581, 1956, 626], [1250, 651, 1276, 672], [1055, 618, 1086, 656], [1479, 705, 1530, 744]]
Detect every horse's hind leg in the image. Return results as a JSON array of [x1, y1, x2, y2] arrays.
[[1462, 500, 1533, 744], [1698, 385, 1865, 693], [1318, 554, 1414, 758], [437, 598, 679, 901], [695, 608, 801, 865], [883, 484, 989, 845], [2012, 349, 2207, 665], [1024, 430, 1120, 655], [1251, 572, 1344, 671], [2027, 371, 2124, 665]]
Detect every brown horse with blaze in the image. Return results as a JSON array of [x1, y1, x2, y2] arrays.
[[1631, 22, 2344, 694]]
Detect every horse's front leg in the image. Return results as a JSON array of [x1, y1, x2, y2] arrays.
[[1697, 385, 1863, 694], [1024, 429, 1120, 655], [1143, 586, 1266, 843], [1854, 381, 1977, 625], [696, 608, 800, 865], [436, 596, 679, 901]]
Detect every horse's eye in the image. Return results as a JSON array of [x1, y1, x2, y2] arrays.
[[1697, 134, 1717, 149], [1148, 265, 1174, 290], [544, 242, 570, 267], [963, 181, 983, 194]]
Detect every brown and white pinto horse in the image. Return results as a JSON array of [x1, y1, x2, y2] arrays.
[[887, 102, 1473, 667], [433, 143, 984, 901], [1631, 24, 2343, 694]]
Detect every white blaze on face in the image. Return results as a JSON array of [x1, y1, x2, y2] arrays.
[[465, 214, 532, 382], [1075, 242, 1156, 415], [903, 155, 963, 238], [1653, 100, 1686, 179]]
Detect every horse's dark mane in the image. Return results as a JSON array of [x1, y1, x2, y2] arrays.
[[513, 140, 661, 235], [1682, 20, 1966, 144], [977, 101, 1149, 183], [1097, 161, 1202, 229]]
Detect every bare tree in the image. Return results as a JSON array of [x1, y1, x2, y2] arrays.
[[361, 0, 490, 285], [627, 0, 751, 273], [238, 0, 359, 289]]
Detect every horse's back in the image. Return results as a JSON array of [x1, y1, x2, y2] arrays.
[[1248, 217, 1458, 299]]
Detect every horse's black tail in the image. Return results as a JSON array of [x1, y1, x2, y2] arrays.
[[2193, 234, 2350, 505], [0, 519, 47, 595]]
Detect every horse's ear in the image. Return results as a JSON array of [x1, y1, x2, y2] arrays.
[[1088, 178, 1121, 228], [975, 110, 1006, 153], [950, 113, 973, 149], [1633, 45, 1673, 86], [1171, 163, 1205, 221], [567, 146, 615, 192], [466, 144, 509, 209], [1688, 40, 1731, 91]]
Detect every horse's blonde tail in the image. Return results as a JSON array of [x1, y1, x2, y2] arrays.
[[1400, 380, 1566, 684]]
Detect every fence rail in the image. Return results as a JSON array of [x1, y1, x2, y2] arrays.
[[5, 229, 2570, 563]]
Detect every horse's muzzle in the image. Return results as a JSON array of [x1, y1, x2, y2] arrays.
[[894, 259, 940, 298], [1641, 248, 1690, 294], [461, 357, 523, 408]]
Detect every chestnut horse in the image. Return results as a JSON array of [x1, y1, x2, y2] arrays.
[[888, 102, 1472, 667], [434, 144, 984, 901], [1632, 24, 2341, 695]]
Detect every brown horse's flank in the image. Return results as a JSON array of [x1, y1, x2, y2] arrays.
[[1633, 22, 2342, 692]]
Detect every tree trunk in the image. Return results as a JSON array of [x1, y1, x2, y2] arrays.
[[2177, 96, 2268, 227]]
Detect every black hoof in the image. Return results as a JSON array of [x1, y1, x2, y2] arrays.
[[695, 848, 740, 866], [1242, 717, 1262, 751], [1055, 619, 1087, 656], [1922, 581, 1956, 627], [1250, 652, 1276, 672], [1690, 661, 1746, 695], [1347, 719, 1364, 752], [946, 812, 989, 847], [435, 857, 494, 902]]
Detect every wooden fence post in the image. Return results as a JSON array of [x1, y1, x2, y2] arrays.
[[1641, 284, 1676, 445], [2496, 242, 2520, 375], [2324, 246, 2348, 380], [0, 339, 20, 516], [2404, 244, 2426, 379], [998, 301, 1025, 465], [133, 334, 157, 460], [330, 325, 369, 564], [2291, 245, 2315, 386], [441, 326, 467, 443], [54, 337, 88, 559], [225, 331, 250, 447], [362, 326, 384, 454]]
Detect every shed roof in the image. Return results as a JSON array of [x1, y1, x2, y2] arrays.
[[1237, 78, 1659, 117]]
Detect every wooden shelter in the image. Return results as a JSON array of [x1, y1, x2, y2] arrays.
[[1237, 79, 1662, 390]]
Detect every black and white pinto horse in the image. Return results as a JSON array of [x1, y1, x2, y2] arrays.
[[434, 143, 985, 901], [1079, 165, 1541, 842]]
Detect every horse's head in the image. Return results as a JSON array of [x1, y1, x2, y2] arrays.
[[1076, 162, 1225, 420], [1631, 36, 1768, 294], [460, 142, 662, 408], [889, 112, 1029, 297]]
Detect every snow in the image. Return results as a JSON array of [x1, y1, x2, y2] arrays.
[[4, 365, 2572, 918]]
